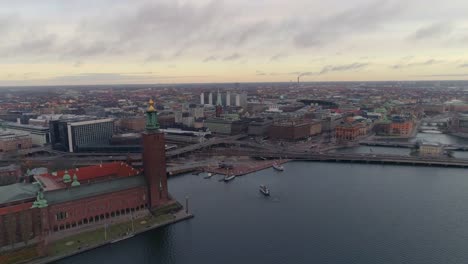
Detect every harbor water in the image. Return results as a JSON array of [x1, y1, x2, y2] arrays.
[[55, 161, 468, 264]]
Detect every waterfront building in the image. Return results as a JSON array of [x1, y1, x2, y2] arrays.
[[419, 142, 443, 156], [0, 100, 172, 255]]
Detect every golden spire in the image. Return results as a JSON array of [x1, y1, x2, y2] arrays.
[[148, 98, 155, 112]]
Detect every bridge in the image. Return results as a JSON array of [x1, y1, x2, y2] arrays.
[[359, 141, 468, 151], [360, 141, 417, 148], [209, 148, 468, 168], [165, 134, 271, 157]]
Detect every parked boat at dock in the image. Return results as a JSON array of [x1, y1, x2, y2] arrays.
[[204, 173, 214, 179], [224, 174, 236, 182], [273, 163, 284, 171]]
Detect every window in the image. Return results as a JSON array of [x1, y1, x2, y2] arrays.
[[56, 211, 68, 221]]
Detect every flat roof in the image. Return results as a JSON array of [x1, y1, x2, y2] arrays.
[[5, 122, 50, 131]]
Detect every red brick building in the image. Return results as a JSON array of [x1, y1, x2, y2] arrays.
[[0, 100, 171, 255], [390, 120, 413, 136], [335, 122, 368, 141]]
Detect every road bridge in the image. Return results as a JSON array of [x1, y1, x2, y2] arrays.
[[360, 140, 468, 151], [210, 149, 468, 168]]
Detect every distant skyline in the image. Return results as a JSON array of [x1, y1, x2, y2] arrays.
[[2, 0, 468, 86]]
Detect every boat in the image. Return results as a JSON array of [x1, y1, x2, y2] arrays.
[[203, 173, 213, 179], [224, 174, 236, 182], [272, 162, 284, 171], [259, 185, 270, 196]]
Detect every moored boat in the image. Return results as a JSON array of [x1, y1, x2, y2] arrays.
[[272, 163, 284, 171], [204, 173, 213, 179], [224, 174, 236, 182]]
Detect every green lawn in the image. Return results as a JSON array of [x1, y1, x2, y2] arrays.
[[0, 246, 38, 264], [50, 213, 175, 256], [2, 204, 183, 264]]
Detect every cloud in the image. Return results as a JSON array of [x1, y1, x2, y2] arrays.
[[270, 53, 288, 61], [295, 62, 369, 78], [256, 70, 266, 76], [408, 22, 453, 41], [223, 53, 242, 61], [391, 59, 444, 69], [319, 63, 369, 74], [293, 0, 403, 47], [203, 56, 218, 62], [459, 63, 468, 68], [145, 53, 163, 62], [412, 73, 468, 78], [0, 72, 211, 86]]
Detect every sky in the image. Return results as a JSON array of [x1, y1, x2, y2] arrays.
[[1, 0, 468, 86]]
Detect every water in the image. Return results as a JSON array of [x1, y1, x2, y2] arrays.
[[56, 162, 468, 264]]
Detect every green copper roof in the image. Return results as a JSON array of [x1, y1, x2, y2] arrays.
[[71, 174, 81, 187], [63, 170, 71, 183], [44, 175, 146, 205], [31, 191, 48, 208], [146, 99, 160, 131]]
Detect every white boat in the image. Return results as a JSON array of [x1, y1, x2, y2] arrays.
[[272, 163, 284, 171], [204, 173, 213, 179], [224, 174, 236, 182], [259, 185, 270, 196]]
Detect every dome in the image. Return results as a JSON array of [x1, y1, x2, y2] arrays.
[[63, 170, 71, 183], [71, 174, 81, 187]]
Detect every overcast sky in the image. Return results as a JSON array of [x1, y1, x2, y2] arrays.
[[1, 0, 468, 85]]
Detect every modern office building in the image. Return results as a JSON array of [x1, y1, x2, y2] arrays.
[[49, 117, 114, 152], [4, 122, 50, 146]]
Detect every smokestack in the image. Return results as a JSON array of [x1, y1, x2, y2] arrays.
[[297, 76, 300, 84]]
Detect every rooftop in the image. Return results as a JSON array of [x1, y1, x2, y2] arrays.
[[0, 183, 39, 205], [44, 175, 146, 205], [0, 164, 20, 172], [36, 162, 142, 191]]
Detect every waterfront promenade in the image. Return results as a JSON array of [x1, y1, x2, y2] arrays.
[[2, 209, 193, 264]]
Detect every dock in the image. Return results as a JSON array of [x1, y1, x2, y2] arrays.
[[203, 159, 290, 176]]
